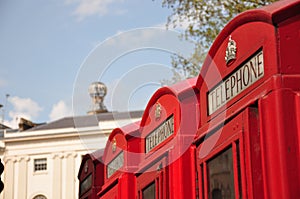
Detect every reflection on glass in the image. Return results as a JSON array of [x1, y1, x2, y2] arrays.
[[80, 174, 92, 195], [142, 182, 156, 199], [207, 147, 235, 199]]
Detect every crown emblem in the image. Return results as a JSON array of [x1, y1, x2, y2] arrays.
[[225, 35, 237, 65], [112, 138, 117, 153], [155, 103, 162, 120]]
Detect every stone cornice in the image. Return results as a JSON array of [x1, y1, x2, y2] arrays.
[[4, 128, 111, 143]]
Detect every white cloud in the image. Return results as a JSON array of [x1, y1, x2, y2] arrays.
[[67, 0, 126, 21], [49, 100, 73, 121], [3, 96, 43, 128], [102, 28, 170, 50]]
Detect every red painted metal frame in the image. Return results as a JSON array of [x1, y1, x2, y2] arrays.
[[78, 149, 104, 199], [137, 156, 168, 199], [139, 78, 199, 157], [195, 1, 300, 199], [137, 78, 199, 199], [259, 89, 300, 198], [80, 1, 300, 199], [196, 0, 300, 126], [195, 108, 261, 199], [196, 110, 243, 199], [98, 122, 140, 199]]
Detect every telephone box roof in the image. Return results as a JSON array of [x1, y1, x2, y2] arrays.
[[102, 121, 140, 162], [107, 121, 140, 140], [141, 78, 197, 126], [78, 148, 104, 178], [197, 0, 300, 88]]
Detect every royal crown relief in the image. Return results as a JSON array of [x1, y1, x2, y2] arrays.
[[225, 35, 237, 65], [208, 36, 264, 115]]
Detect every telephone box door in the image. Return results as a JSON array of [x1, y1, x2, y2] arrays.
[[137, 157, 168, 199], [196, 108, 261, 199]]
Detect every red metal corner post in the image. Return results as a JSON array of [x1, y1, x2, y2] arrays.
[[259, 89, 300, 199]]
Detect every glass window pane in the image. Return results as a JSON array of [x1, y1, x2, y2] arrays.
[[142, 182, 156, 199], [80, 174, 92, 196], [33, 195, 47, 199], [34, 158, 47, 172], [207, 147, 235, 199]]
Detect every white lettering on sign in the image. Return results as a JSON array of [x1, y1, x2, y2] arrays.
[[107, 151, 124, 178], [208, 50, 264, 115], [145, 115, 174, 153]]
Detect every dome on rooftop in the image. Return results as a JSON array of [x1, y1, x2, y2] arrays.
[[88, 82, 108, 114]]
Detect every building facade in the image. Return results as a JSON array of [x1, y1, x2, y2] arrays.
[[0, 111, 143, 199]]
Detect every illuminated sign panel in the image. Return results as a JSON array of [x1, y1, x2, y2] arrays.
[[107, 151, 124, 178], [145, 115, 174, 153], [208, 50, 264, 115]]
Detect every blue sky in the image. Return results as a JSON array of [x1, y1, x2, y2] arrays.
[[0, 0, 194, 128]]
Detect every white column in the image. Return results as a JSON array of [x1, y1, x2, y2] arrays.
[[17, 156, 30, 199], [3, 158, 14, 199], [52, 153, 64, 199], [65, 153, 77, 199]]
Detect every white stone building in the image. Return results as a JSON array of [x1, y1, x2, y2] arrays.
[[0, 111, 143, 199]]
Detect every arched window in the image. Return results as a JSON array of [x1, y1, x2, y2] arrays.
[[33, 194, 47, 199]]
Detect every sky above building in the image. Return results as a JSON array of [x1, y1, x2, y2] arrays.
[[0, 0, 195, 128]]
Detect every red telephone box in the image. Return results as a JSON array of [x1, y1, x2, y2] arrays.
[[137, 78, 199, 199], [78, 149, 104, 199], [195, 0, 300, 198], [98, 122, 140, 199], [78, 2, 300, 199]]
